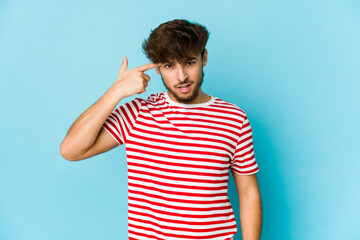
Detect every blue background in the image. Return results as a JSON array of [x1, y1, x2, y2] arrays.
[[1, 0, 359, 239]]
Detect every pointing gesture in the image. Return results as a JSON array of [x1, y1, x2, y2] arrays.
[[114, 56, 159, 99]]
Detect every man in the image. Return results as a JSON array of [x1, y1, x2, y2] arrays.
[[60, 19, 262, 240]]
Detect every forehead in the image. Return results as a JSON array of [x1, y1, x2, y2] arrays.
[[164, 54, 200, 63]]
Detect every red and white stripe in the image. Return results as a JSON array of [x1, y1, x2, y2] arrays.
[[102, 92, 259, 240]]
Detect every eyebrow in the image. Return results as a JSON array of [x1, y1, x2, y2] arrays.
[[164, 58, 197, 64]]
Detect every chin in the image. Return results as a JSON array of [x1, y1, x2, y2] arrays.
[[170, 88, 200, 104], [161, 72, 204, 104]]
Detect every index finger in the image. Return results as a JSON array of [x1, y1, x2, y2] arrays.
[[136, 63, 159, 72]]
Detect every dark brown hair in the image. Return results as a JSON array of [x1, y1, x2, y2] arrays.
[[142, 19, 209, 63]]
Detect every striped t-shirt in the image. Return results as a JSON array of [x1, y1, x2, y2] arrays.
[[102, 91, 259, 240]]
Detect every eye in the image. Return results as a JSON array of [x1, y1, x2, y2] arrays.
[[164, 63, 172, 68], [186, 61, 196, 66]]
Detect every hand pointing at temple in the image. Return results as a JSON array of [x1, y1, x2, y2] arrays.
[[112, 56, 159, 99]]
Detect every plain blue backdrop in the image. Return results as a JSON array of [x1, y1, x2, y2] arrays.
[[1, 0, 359, 239]]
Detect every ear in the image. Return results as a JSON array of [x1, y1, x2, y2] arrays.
[[202, 49, 208, 67], [155, 66, 161, 75]]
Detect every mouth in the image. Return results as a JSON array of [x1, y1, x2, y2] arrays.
[[177, 83, 192, 93]]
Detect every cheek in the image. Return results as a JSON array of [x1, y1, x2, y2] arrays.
[[161, 71, 176, 81], [160, 73, 174, 85], [190, 68, 202, 78]]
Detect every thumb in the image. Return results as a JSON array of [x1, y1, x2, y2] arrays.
[[119, 56, 128, 74]]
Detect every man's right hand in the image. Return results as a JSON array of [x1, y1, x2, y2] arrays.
[[112, 56, 159, 99], [60, 56, 159, 161]]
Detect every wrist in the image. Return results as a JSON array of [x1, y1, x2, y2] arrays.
[[106, 84, 127, 102]]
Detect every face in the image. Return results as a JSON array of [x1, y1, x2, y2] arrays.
[[156, 50, 208, 104]]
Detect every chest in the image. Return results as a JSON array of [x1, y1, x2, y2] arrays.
[[127, 108, 238, 163]]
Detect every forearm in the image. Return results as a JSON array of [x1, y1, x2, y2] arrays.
[[60, 86, 125, 159], [239, 194, 263, 240]]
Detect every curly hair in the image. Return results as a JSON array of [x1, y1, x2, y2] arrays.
[[142, 19, 209, 63]]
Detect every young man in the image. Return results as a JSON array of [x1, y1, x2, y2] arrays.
[[60, 19, 262, 240]]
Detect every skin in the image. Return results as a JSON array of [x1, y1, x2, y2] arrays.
[[155, 49, 212, 104], [60, 57, 158, 161], [232, 170, 263, 240]]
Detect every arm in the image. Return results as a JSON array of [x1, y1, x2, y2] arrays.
[[60, 57, 158, 161], [231, 170, 262, 240]]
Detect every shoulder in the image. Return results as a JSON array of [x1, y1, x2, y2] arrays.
[[122, 92, 163, 107], [133, 92, 166, 107], [115, 97, 145, 114], [213, 96, 254, 133], [212, 96, 248, 119], [145, 92, 165, 103], [114, 92, 165, 113]]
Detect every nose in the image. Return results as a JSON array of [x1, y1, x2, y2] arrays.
[[176, 65, 188, 82]]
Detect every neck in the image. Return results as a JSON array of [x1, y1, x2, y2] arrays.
[[196, 91, 211, 104]]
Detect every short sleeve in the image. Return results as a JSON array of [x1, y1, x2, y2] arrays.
[[102, 98, 142, 145], [230, 113, 259, 175]]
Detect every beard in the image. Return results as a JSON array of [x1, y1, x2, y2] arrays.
[[161, 69, 205, 104]]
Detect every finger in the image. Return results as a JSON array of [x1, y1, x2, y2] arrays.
[[137, 62, 158, 72], [142, 73, 150, 82], [119, 56, 128, 74], [139, 86, 146, 94]]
